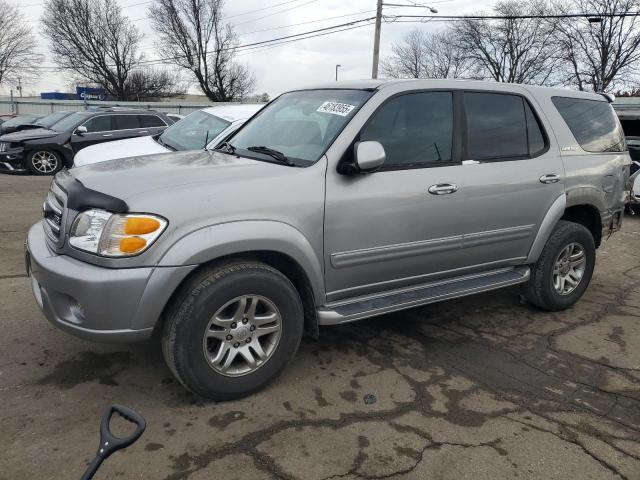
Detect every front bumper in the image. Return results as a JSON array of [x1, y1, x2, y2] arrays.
[[26, 222, 195, 343], [0, 151, 25, 172]]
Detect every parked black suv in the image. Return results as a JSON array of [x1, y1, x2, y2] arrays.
[[0, 108, 173, 175], [0, 114, 43, 135]]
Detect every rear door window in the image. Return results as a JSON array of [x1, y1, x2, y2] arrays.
[[139, 115, 166, 128], [552, 96, 625, 152], [464, 92, 545, 160], [114, 115, 141, 130]]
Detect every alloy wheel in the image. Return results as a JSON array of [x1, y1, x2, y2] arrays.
[[552, 242, 587, 295], [202, 295, 282, 377], [31, 151, 58, 174]]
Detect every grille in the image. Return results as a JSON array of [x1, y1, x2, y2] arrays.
[[0, 142, 7, 152], [43, 178, 67, 242]]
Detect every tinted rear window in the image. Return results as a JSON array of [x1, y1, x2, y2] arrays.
[[464, 92, 546, 160], [552, 96, 625, 152], [115, 115, 141, 130], [139, 115, 166, 127]]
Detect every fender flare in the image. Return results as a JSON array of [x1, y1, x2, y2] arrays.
[[157, 220, 325, 303], [525, 193, 566, 264]]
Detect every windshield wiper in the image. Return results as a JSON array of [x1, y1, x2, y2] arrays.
[[214, 141, 236, 154], [246, 146, 294, 165]]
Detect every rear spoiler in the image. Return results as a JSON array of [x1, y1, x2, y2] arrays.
[[598, 92, 616, 103]]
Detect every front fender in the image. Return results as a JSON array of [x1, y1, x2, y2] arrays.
[[157, 220, 325, 303]]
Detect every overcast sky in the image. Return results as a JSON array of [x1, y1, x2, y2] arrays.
[[2, 0, 494, 98]]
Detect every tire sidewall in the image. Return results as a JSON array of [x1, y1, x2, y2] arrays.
[[26, 150, 62, 176], [538, 224, 596, 310], [170, 265, 304, 400]]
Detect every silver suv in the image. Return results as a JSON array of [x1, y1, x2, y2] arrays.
[[26, 80, 630, 400]]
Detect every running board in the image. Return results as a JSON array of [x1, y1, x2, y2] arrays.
[[317, 266, 530, 325]]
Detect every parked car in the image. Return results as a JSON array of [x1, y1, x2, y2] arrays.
[[0, 114, 43, 135], [26, 80, 629, 400], [616, 110, 640, 177], [629, 170, 640, 213], [19, 111, 76, 132], [0, 108, 173, 175], [73, 104, 263, 167], [0, 114, 13, 126]]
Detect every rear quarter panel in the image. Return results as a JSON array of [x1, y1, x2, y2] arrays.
[[528, 89, 630, 221]]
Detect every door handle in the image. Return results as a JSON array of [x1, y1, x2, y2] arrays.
[[539, 173, 560, 184], [102, 133, 113, 137], [428, 183, 458, 195], [139, 130, 149, 134]]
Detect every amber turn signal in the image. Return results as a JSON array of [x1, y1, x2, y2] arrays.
[[119, 237, 147, 253], [124, 217, 161, 235]]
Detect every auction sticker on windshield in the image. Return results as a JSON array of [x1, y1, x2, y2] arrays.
[[317, 102, 356, 117]]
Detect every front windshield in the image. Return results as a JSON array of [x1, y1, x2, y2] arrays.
[[36, 112, 70, 128], [3, 115, 38, 127], [229, 89, 372, 165], [51, 112, 88, 132], [160, 110, 231, 151]]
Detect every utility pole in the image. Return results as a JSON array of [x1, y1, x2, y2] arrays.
[[371, 0, 383, 79], [17, 77, 23, 98], [335, 64, 341, 81]]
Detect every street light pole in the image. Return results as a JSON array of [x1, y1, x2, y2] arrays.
[[335, 64, 341, 81], [371, 2, 439, 79], [371, 0, 383, 79]]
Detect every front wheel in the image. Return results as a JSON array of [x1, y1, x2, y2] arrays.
[[523, 220, 596, 311], [25, 150, 63, 175], [162, 261, 304, 400]]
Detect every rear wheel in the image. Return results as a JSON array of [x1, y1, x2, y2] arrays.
[[524, 220, 595, 311], [162, 261, 304, 400], [26, 150, 63, 175]]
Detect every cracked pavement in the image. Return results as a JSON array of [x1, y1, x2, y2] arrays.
[[1, 174, 639, 479]]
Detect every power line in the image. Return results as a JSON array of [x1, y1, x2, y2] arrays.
[[226, 0, 307, 19], [226, 0, 321, 27], [386, 12, 640, 21], [25, 16, 377, 70]]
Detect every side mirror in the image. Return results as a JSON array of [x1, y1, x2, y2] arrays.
[[74, 125, 88, 135], [339, 141, 386, 175]]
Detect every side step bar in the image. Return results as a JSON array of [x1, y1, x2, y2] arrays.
[[317, 266, 530, 325]]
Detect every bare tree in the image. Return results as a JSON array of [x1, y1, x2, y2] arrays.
[[450, 0, 560, 85], [381, 30, 474, 79], [553, 0, 640, 91], [0, 0, 41, 89], [122, 68, 186, 101], [42, 0, 179, 100], [149, 0, 255, 101]]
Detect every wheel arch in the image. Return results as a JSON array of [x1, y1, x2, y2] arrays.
[[155, 221, 325, 338], [526, 195, 603, 264]]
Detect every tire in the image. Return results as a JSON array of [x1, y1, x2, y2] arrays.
[[25, 150, 63, 176], [162, 261, 304, 401], [524, 220, 596, 311]]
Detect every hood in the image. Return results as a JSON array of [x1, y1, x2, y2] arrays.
[[71, 149, 296, 201], [73, 135, 169, 167], [1, 128, 60, 142]]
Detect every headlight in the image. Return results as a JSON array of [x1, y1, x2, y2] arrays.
[[69, 209, 167, 257]]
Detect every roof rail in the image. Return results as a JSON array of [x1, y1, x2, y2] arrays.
[[598, 92, 616, 103]]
